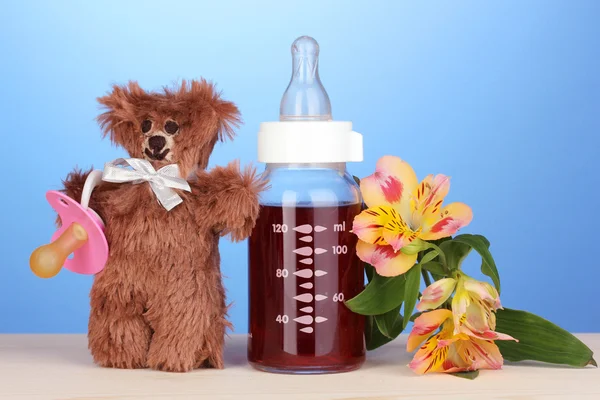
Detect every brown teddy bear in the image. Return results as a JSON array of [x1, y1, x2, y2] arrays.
[[61, 79, 265, 372]]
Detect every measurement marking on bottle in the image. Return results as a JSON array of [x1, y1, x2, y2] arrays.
[[276, 269, 289, 278], [293, 247, 313, 256], [332, 245, 348, 255], [294, 315, 314, 325], [294, 269, 313, 278], [294, 293, 313, 303], [272, 224, 288, 233], [276, 315, 289, 324], [293, 224, 313, 234], [333, 221, 346, 232], [333, 293, 344, 302], [289, 219, 347, 336]]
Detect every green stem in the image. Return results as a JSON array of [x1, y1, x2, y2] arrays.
[[425, 242, 451, 275], [421, 269, 432, 287]]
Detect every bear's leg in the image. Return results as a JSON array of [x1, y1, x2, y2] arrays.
[[146, 270, 227, 372], [196, 315, 229, 369], [146, 295, 205, 372], [88, 279, 151, 369]]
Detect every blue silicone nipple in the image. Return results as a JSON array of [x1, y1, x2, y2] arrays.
[[280, 36, 332, 122]]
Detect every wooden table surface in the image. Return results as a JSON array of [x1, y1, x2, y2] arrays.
[[0, 334, 598, 400]]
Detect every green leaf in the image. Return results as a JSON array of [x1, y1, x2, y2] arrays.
[[421, 261, 446, 276], [450, 370, 479, 380], [453, 234, 500, 293], [365, 315, 395, 350], [495, 308, 596, 367], [346, 271, 406, 315], [439, 240, 471, 271], [375, 306, 404, 339], [402, 264, 422, 329], [419, 249, 439, 266]]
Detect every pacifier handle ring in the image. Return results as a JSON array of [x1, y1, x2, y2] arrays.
[[81, 170, 103, 209]]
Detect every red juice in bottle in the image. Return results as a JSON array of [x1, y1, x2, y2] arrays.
[[248, 204, 365, 373]]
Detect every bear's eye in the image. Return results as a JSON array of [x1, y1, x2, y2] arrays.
[[141, 119, 153, 134], [164, 120, 179, 135]]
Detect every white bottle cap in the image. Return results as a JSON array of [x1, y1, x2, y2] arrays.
[[258, 36, 363, 164]]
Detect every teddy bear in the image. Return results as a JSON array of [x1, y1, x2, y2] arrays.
[[60, 79, 265, 372]]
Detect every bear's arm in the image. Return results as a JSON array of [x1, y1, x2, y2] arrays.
[[193, 161, 267, 242]]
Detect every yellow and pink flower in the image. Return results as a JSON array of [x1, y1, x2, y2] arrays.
[[416, 275, 517, 342], [352, 156, 473, 276], [451, 276, 516, 341], [407, 309, 510, 374]]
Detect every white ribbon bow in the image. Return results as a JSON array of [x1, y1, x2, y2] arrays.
[[102, 158, 191, 211]]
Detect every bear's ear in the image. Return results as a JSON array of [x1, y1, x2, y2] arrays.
[[96, 81, 148, 142], [212, 92, 241, 142], [179, 79, 242, 142]]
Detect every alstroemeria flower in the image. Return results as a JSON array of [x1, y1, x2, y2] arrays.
[[416, 278, 457, 312], [353, 156, 473, 276], [407, 309, 507, 374], [452, 276, 516, 342]]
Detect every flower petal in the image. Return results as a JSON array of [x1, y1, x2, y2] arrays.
[[407, 309, 452, 352], [352, 206, 395, 245], [458, 324, 518, 342], [408, 335, 440, 374], [456, 338, 505, 370], [360, 156, 418, 216], [463, 279, 501, 309], [356, 241, 417, 277], [382, 211, 419, 251], [451, 284, 471, 331], [416, 278, 457, 312], [463, 301, 491, 333], [409, 335, 449, 374], [410, 174, 451, 226], [420, 202, 473, 241]]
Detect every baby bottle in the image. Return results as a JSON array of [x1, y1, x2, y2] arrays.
[[248, 36, 365, 374]]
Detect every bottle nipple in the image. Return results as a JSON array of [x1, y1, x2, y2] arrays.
[[30, 222, 88, 278], [280, 36, 332, 122]]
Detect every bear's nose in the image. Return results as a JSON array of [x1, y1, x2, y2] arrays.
[[148, 136, 166, 152]]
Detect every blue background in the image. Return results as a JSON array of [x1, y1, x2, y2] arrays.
[[1, 0, 599, 334]]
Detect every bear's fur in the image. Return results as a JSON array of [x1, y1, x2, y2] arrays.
[[61, 80, 265, 372]]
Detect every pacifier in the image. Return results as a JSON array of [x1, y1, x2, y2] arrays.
[[30, 171, 109, 278]]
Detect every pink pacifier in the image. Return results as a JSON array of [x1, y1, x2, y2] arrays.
[[30, 171, 108, 278]]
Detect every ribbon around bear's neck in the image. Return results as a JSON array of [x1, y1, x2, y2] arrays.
[[102, 158, 191, 211]]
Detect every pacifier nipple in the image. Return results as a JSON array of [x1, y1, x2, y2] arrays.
[[280, 36, 332, 121], [30, 222, 88, 278]]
